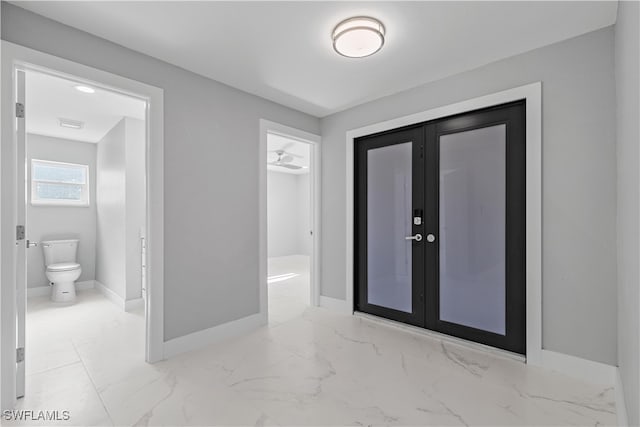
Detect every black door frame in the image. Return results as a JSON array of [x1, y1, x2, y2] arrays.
[[354, 125, 426, 327], [354, 101, 526, 354]]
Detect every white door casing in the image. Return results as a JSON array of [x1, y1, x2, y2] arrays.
[[259, 119, 322, 321], [15, 68, 27, 399], [344, 82, 543, 364], [1, 41, 165, 411]]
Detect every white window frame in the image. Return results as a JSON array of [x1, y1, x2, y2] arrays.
[[30, 159, 90, 207]]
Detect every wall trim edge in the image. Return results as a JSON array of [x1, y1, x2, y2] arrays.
[[319, 295, 351, 314], [95, 280, 125, 309], [615, 368, 629, 426], [163, 313, 266, 359], [539, 349, 616, 386], [124, 297, 144, 312]]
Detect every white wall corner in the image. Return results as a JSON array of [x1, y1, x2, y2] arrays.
[[95, 280, 125, 311], [319, 295, 351, 314], [163, 313, 266, 359], [539, 349, 617, 386], [615, 368, 629, 427], [124, 297, 144, 312]]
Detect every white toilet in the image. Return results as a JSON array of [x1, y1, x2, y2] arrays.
[[42, 239, 82, 303]]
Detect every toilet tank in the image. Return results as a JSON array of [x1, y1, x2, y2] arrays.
[[41, 239, 79, 266]]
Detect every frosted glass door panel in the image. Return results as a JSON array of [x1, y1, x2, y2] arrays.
[[367, 142, 413, 313], [439, 125, 506, 334]]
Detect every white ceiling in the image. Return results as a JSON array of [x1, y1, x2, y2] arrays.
[[267, 133, 310, 175], [14, 2, 617, 117], [26, 70, 146, 143]]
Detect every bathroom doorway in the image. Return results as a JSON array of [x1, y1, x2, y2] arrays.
[[260, 120, 321, 324], [2, 45, 164, 408], [20, 68, 148, 402]]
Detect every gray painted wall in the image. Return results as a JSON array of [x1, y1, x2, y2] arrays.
[[6, 3, 623, 368], [1, 3, 320, 341], [26, 133, 97, 288], [125, 118, 146, 301], [615, 1, 639, 424], [95, 118, 148, 302], [268, 171, 299, 257], [95, 119, 127, 299], [267, 171, 310, 257], [320, 27, 617, 365]]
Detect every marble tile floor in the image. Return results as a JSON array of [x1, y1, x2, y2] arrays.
[[9, 283, 617, 426], [268, 255, 311, 325]]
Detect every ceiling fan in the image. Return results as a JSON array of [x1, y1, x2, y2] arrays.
[[268, 150, 302, 170]]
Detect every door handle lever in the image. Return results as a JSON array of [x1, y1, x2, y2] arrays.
[[26, 240, 38, 248], [405, 234, 423, 242]]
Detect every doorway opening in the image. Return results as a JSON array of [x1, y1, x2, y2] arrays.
[[2, 44, 164, 410], [260, 120, 321, 325], [267, 134, 311, 323], [13, 67, 151, 408]]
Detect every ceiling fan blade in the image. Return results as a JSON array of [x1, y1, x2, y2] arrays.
[[281, 141, 295, 151], [269, 147, 304, 159], [267, 160, 301, 170], [278, 163, 302, 170], [278, 143, 304, 158], [283, 151, 303, 159]]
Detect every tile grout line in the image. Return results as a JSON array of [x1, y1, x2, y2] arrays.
[[26, 357, 83, 378], [70, 339, 116, 426]]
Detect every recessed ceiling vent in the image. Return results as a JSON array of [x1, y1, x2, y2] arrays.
[[58, 118, 84, 130]]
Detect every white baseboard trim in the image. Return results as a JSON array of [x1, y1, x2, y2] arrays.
[[94, 281, 144, 312], [615, 368, 629, 426], [124, 297, 144, 312], [95, 280, 125, 309], [163, 312, 266, 359], [539, 349, 616, 386], [319, 295, 351, 314], [76, 280, 95, 291], [27, 280, 95, 298]]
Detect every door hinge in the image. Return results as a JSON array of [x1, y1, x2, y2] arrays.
[[16, 347, 25, 363], [16, 225, 25, 241], [15, 102, 25, 119]]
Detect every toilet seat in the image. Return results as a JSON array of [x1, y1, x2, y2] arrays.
[[47, 262, 81, 272]]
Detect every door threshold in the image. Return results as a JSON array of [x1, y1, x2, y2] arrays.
[[354, 311, 526, 363]]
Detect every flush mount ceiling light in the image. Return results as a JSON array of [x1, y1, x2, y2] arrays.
[[74, 85, 95, 94], [59, 118, 84, 130], [332, 16, 385, 58]]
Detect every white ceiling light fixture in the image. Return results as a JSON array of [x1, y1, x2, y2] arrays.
[[332, 16, 385, 58], [74, 85, 95, 94], [58, 118, 84, 130]]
